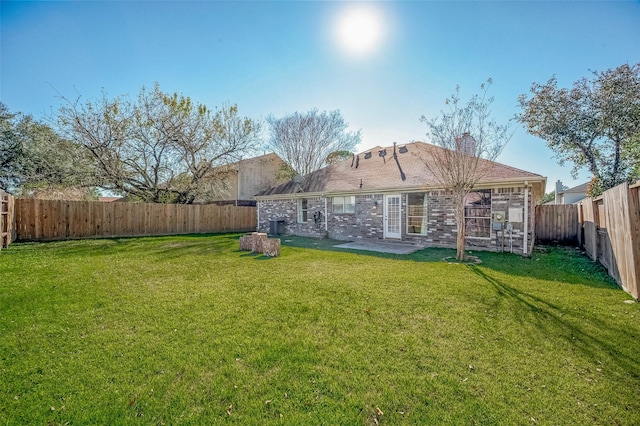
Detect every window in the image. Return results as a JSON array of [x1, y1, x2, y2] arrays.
[[297, 198, 308, 223], [407, 193, 428, 235], [464, 189, 491, 238], [332, 196, 355, 214]]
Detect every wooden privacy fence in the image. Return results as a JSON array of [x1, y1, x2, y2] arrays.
[[1, 190, 16, 249], [15, 199, 257, 241], [535, 204, 579, 244], [578, 181, 640, 300]]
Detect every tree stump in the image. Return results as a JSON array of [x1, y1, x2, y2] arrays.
[[262, 238, 281, 257], [251, 232, 268, 254], [239, 233, 279, 257], [239, 235, 253, 251]]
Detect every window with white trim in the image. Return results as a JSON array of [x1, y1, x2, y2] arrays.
[[464, 189, 491, 238], [332, 196, 355, 214], [407, 193, 428, 235], [297, 198, 308, 223]]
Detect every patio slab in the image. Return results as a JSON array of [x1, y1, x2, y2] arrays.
[[335, 240, 424, 255]]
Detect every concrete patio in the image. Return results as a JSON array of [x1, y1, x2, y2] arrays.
[[335, 240, 425, 255]]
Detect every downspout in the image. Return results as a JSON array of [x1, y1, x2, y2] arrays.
[[256, 200, 260, 231], [324, 196, 328, 232], [236, 168, 240, 207], [523, 182, 529, 256]]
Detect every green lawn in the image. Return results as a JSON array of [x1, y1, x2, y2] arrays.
[[1, 234, 638, 425]]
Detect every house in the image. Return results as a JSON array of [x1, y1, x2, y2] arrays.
[[98, 196, 125, 202], [255, 142, 546, 255], [554, 180, 589, 204], [208, 153, 288, 206]]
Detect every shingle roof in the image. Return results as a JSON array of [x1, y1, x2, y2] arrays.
[[257, 142, 545, 196], [560, 182, 590, 194]]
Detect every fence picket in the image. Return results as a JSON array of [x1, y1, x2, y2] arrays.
[[535, 205, 578, 244], [13, 199, 256, 241], [578, 182, 640, 299]]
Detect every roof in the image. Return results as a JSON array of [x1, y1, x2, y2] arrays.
[[225, 152, 284, 172], [559, 182, 590, 194], [257, 142, 546, 198]]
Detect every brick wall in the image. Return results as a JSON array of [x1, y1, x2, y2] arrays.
[[258, 197, 326, 238], [257, 187, 534, 254], [328, 194, 383, 240]]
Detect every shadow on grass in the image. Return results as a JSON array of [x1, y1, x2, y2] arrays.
[[148, 233, 242, 259], [239, 252, 275, 261], [281, 236, 619, 290], [7, 234, 620, 291], [468, 264, 640, 377]]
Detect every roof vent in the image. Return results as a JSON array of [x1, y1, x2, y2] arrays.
[[398, 145, 408, 154], [364, 151, 372, 159], [378, 148, 387, 164]]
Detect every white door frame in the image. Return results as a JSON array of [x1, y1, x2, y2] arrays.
[[384, 194, 402, 239]]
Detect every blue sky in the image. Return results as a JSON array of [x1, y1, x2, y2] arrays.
[[2, 1, 639, 193]]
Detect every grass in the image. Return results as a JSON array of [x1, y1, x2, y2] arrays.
[[0, 234, 638, 425]]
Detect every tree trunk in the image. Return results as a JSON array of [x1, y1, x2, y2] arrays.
[[453, 191, 467, 261]]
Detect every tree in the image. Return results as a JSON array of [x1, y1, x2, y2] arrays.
[[541, 183, 568, 205], [421, 80, 511, 261], [518, 63, 640, 196], [0, 103, 21, 190], [0, 102, 95, 196], [55, 84, 261, 203], [325, 149, 353, 165], [265, 109, 360, 177]]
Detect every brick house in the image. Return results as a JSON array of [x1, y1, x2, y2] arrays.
[[255, 142, 546, 255]]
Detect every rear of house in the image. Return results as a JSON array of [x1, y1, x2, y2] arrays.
[[256, 142, 546, 255]]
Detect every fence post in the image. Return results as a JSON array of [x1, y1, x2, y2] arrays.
[[625, 183, 640, 299], [1, 190, 15, 249]]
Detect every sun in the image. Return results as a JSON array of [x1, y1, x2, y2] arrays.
[[334, 5, 385, 57]]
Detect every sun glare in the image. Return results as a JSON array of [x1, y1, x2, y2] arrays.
[[334, 5, 385, 57]]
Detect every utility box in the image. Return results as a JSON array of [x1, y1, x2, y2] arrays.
[[492, 211, 506, 222], [509, 207, 523, 223], [492, 211, 505, 231]]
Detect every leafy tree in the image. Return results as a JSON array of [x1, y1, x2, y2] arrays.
[[0, 102, 94, 195], [518, 63, 640, 196], [325, 149, 353, 165], [541, 191, 556, 205], [0, 103, 21, 190], [541, 184, 569, 205], [275, 162, 297, 182], [421, 80, 511, 261], [55, 84, 261, 203], [265, 109, 360, 177]]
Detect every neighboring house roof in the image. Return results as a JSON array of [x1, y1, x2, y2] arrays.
[[257, 142, 545, 199], [559, 182, 590, 195], [556, 181, 589, 204], [223, 152, 283, 171], [205, 152, 288, 202]]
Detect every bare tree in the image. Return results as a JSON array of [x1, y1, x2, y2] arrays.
[[55, 84, 261, 203], [266, 109, 361, 177], [421, 80, 511, 261]]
